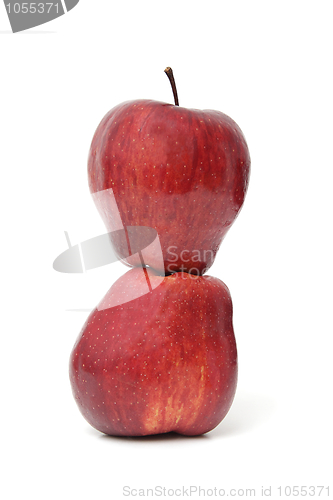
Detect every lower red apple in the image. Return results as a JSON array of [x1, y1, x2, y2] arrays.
[[69, 267, 237, 436]]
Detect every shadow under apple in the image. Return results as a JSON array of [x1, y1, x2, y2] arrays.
[[213, 391, 276, 438]]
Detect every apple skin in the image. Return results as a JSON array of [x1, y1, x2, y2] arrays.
[[88, 99, 250, 275], [69, 267, 237, 436]]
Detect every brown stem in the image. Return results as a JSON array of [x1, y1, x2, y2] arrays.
[[164, 67, 179, 106]]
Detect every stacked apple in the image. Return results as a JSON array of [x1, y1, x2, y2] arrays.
[[69, 68, 250, 436]]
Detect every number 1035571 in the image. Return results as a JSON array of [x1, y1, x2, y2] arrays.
[[5, 3, 60, 14]]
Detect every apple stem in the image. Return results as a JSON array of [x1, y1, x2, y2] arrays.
[[164, 67, 179, 106]]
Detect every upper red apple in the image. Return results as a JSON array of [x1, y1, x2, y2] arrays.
[[69, 267, 237, 436], [88, 72, 250, 275]]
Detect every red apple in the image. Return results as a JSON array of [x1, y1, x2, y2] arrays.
[[69, 267, 237, 436], [88, 69, 250, 275]]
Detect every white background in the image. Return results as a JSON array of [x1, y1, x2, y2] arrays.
[[1, 1, 332, 499]]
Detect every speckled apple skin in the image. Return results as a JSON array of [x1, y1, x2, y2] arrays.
[[88, 100, 250, 275], [69, 268, 237, 436]]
